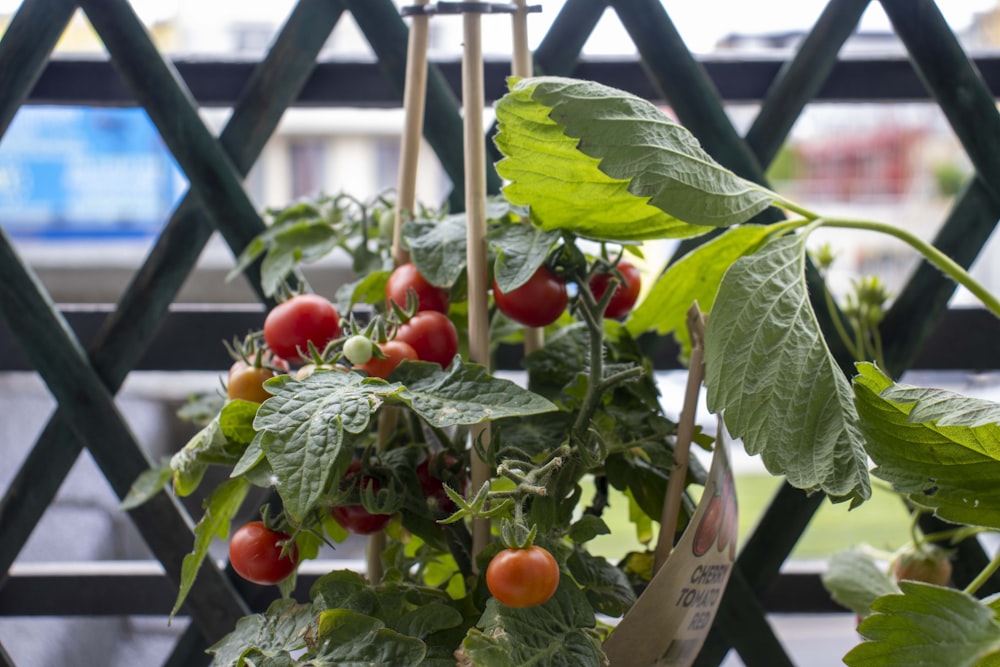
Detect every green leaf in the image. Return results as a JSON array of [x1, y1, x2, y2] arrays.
[[258, 221, 339, 297], [403, 216, 469, 288], [567, 515, 611, 544], [335, 270, 391, 313], [207, 598, 314, 667], [566, 549, 636, 617], [219, 399, 260, 445], [172, 477, 250, 618], [704, 230, 870, 504], [821, 548, 900, 617], [311, 609, 426, 667], [488, 222, 562, 293], [853, 363, 1000, 528], [846, 582, 1000, 666], [394, 603, 464, 639], [881, 383, 1000, 431], [460, 578, 604, 667], [393, 360, 558, 428], [170, 409, 249, 497], [626, 224, 779, 359], [495, 76, 774, 241], [254, 371, 404, 521], [120, 458, 172, 510]]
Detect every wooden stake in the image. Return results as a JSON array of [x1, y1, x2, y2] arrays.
[[654, 303, 707, 574], [392, 0, 430, 266], [462, 10, 492, 566]]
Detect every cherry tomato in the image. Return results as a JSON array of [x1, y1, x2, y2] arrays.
[[330, 461, 393, 535], [263, 294, 342, 363], [893, 547, 953, 586], [386, 262, 450, 313], [228, 521, 299, 586], [394, 311, 459, 368], [589, 261, 642, 319], [343, 335, 374, 366], [492, 266, 568, 328], [693, 494, 722, 557], [416, 453, 467, 515], [227, 362, 277, 403], [357, 340, 418, 379], [486, 545, 560, 608]]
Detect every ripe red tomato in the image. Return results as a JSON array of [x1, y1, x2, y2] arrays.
[[416, 453, 467, 515], [330, 461, 393, 535], [486, 545, 560, 608], [357, 340, 418, 379], [492, 266, 568, 327], [589, 261, 642, 319], [263, 294, 342, 363], [394, 311, 459, 368], [227, 362, 277, 403], [228, 521, 299, 585], [892, 547, 953, 586], [386, 262, 450, 313]]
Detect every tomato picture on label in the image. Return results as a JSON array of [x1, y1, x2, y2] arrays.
[[692, 493, 723, 557], [486, 545, 560, 608]]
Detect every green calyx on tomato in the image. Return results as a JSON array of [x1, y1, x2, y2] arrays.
[[493, 265, 568, 328], [264, 293, 342, 363], [330, 461, 394, 535], [229, 521, 299, 586], [486, 545, 560, 608]]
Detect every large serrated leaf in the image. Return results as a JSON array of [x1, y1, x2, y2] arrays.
[[822, 548, 900, 617], [704, 231, 870, 504], [626, 224, 779, 359], [461, 578, 604, 667], [207, 598, 314, 667], [393, 360, 557, 427], [566, 549, 636, 617], [173, 477, 250, 618], [853, 363, 1000, 528], [312, 609, 426, 666], [494, 77, 774, 241], [403, 216, 469, 288], [254, 370, 404, 521], [847, 582, 1000, 666]]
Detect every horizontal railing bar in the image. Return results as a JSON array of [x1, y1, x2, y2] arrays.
[[0, 304, 995, 372], [0, 559, 842, 616], [24, 53, 1000, 107]]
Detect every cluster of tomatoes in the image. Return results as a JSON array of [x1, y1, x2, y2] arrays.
[[223, 258, 641, 604]]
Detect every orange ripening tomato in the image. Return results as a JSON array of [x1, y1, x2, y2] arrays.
[[486, 545, 560, 608]]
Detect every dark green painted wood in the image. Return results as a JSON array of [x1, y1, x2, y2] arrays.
[[533, 0, 608, 77], [164, 623, 212, 667], [0, 641, 14, 667], [0, 0, 76, 136], [0, 0, 345, 595], [746, 0, 872, 166], [77, 0, 269, 284], [0, 227, 250, 641]]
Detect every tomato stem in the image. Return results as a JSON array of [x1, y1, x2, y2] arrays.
[[964, 548, 1000, 596]]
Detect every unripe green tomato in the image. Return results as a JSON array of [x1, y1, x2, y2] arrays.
[[343, 335, 374, 366]]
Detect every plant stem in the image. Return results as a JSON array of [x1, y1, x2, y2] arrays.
[[821, 278, 863, 361], [964, 548, 1000, 596], [817, 218, 1000, 319]]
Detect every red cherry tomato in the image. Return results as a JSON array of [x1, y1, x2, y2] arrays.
[[227, 362, 277, 403], [356, 340, 419, 379], [486, 545, 560, 608], [330, 461, 393, 535], [228, 521, 298, 585], [386, 262, 450, 313], [394, 311, 459, 368], [263, 294, 342, 363], [492, 266, 568, 328], [416, 453, 467, 515], [589, 261, 642, 319]]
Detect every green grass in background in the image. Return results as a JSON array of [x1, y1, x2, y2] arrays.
[[584, 473, 911, 565]]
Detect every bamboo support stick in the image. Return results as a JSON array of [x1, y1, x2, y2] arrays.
[[462, 10, 492, 566], [654, 303, 707, 573], [392, 0, 430, 266]]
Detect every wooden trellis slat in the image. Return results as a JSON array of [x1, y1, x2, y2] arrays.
[[533, 0, 608, 77]]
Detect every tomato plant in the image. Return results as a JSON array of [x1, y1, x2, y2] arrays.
[[486, 545, 561, 608], [492, 265, 567, 327], [394, 310, 459, 367], [355, 340, 418, 379], [386, 262, 450, 313], [263, 293, 342, 362], [416, 452, 467, 515], [589, 261, 641, 319], [228, 521, 298, 586], [330, 461, 393, 535]]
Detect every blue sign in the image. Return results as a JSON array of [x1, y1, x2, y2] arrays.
[[0, 107, 187, 238]]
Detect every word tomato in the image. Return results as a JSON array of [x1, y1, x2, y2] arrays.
[[263, 293, 342, 363], [493, 266, 567, 328], [228, 521, 298, 586], [486, 545, 560, 608]]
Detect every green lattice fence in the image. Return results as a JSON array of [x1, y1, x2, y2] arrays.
[[1, 1, 1000, 665]]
